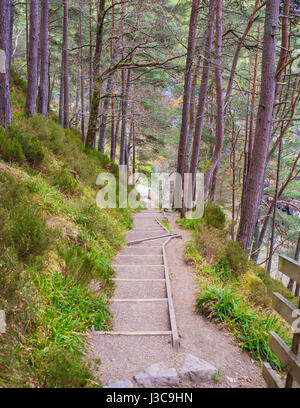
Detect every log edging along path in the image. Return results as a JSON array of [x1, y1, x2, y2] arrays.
[[94, 210, 181, 351]]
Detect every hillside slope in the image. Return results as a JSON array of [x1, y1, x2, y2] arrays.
[[0, 74, 132, 387]]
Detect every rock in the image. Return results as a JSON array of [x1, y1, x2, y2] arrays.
[[104, 379, 134, 388], [179, 354, 218, 383], [134, 372, 152, 388], [145, 363, 179, 387]]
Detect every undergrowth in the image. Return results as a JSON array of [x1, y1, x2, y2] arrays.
[[178, 204, 295, 370], [0, 72, 133, 388]]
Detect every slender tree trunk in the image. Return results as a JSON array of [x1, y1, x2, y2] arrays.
[[189, 0, 217, 195], [237, 0, 280, 252], [209, 164, 219, 202], [62, 0, 69, 128], [59, 57, 64, 126], [79, 4, 85, 142], [224, 0, 263, 114], [25, 0, 29, 67], [98, 0, 126, 153], [26, 0, 39, 117], [120, 69, 131, 166], [89, 0, 93, 110], [132, 121, 136, 183], [248, 26, 260, 171], [267, 132, 282, 274], [74, 64, 80, 128], [231, 126, 237, 240], [204, 0, 224, 197], [185, 52, 201, 172], [9, 1, 14, 71], [252, 151, 300, 262], [110, 1, 116, 159], [37, 0, 49, 118], [251, 0, 291, 258], [176, 0, 200, 180], [113, 101, 121, 160], [0, 0, 11, 128], [86, 0, 106, 149]]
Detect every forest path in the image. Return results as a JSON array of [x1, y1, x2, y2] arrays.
[[87, 210, 265, 388]]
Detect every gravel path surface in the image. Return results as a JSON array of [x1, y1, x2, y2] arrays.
[[87, 210, 265, 388]]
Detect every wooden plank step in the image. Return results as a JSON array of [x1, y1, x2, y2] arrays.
[[116, 255, 163, 257], [124, 246, 162, 248], [114, 265, 165, 267], [113, 278, 166, 282], [127, 234, 177, 246], [110, 298, 168, 302], [114, 265, 164, 268], [93, 331, 172, 336]]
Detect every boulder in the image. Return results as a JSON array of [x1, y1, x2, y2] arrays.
[[145, 363, 179, 387], [104, 379, 134, 388], [179, 354, 218, 383], [134, 372, 152, 388], [134, 363, 179, 387]]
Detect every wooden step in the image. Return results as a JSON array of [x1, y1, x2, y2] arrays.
[[110, 298, 168, 302], [94, 331, 172, 336]]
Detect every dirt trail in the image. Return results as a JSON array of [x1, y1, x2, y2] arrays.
[[87, 210, 265, 388]]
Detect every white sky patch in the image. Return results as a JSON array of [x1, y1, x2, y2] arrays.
[[0, 50, 6, 74]]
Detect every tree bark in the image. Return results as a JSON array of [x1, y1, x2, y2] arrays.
[[237, 0, 280, 252], [0, 0, 11, 128], [37, 0, 49, 118], [267, 130, 282, 274], [98, 0, 126, 153], [189, 0, 217, 195], [224, 0, 263, 114], [204, 0, 224, 197], [26, 0, 39, 117], [184, 52, 201, 173], [79, 4, 85, 142], [250, 0, 291, 258], [86, 0, 106, 149], [120, 69, 131, 166], [112, 101, 121, 160], [62, 0, 69, 128], [176, 0, 200, 179], [59, 57, 64, 126], [89, 0, 94, 111]]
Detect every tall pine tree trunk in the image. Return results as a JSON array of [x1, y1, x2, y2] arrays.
[[86, 0, 106, 149], [62, 0, 69, 128], [120, 69, 131, 166], [237, 0, 280, 252], [98, 0, 126, 153], [59, 57, 64, 126], [204, 0, 224, 197], [0, 0, 11, 127], [176, 0, 200, 179], [37, 0, 49, 118], [189, 0, 217, 194], [26, 0, 39, 117], [79, 4, 85, 142]]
